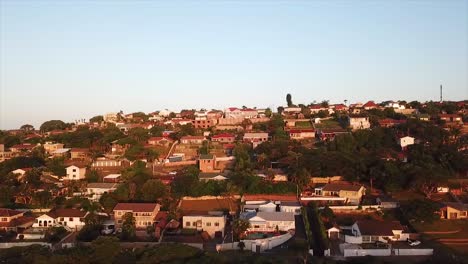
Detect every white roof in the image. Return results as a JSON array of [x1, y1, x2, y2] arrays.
[[248, 212, 295, 222], [52, 148, 71, 154], [104, 174, 121, 179]]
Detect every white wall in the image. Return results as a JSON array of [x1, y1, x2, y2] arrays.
[[344, 248, 391, 257]]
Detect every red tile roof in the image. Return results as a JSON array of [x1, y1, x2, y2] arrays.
[[0, 208, 23, 217], [181, 136, 205, 140], [113, 203, 159, 212], [46, 209, 87, 218], [243, 194, 298, 202], [212, 133, 235, 139], [289, 129, 315, 133], [363, 101, 378, 108]]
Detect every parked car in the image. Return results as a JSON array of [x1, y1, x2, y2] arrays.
[[407, 239, 421, 246], [169, 171, 177, 175]]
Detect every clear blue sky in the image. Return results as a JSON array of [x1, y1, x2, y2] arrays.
[[1, 0, 467, 129]]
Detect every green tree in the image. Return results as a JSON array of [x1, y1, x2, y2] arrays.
[[264, 108, 272, 118], [46, 157, 66, 176], [141, 179, 167, 202], [401, 199, 440, 223], [40, 120, 67, 132], [286, 93, 293, 107], [120, 212, 136, 240], [232, 218, 251, 241], [99, 192, 118, 213], [85, 169, 99, 183], [90, 236, 120, 264], [89, 115, 104, 123], [20, 124, 35, 131]]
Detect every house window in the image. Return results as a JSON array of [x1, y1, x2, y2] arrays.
[[60, 218, 64, 221], [461, 211, 467, 216], [73, 169, 76, 172], [186, 222, 190, 227], [214, 222, 219, 227], [80, 218, 85, 222], [362, 236, 371, 243], [118, 212, 122, 215], [1, 218, 7, 222], [206, 222, 211, 227], [193, 222, 197, 226], [254, 225, 260, 228]]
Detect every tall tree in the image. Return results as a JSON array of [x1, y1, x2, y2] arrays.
[[286, 93, 293, 107]]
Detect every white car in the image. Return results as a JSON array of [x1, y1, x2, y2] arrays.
[[408, 239, 421, 246], [169, 171, 177, 175]]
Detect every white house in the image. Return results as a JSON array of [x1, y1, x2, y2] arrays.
[[33, 209, 88, 230], [86, 182, 119, 201], [399, 136, 415, 149], [182, 213, 226, 238], [242, 211, 295, 232], [345, 220, 409, 244], [65, 165, 87, 180], [348, 116, 371, 130]]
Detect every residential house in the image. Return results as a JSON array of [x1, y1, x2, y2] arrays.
[[363, 101, 378, 110], [399, 136, 415, 149], [92, 157, 124, 169], [113, 203, 160, 229], [65, 165, 87, 180], [309, 105, 328, 114], [440, 203, 468, 219], [316, 129, 350, 141], [242, 194, 301, 215], [11, 168, 31, 181], [103, 174, 121, 183], [33, 209, 88, 230], [86, 182, 119, 201], [70, 148, 90, 160], [243, 132, 269, 148], [346, 220, 409, 244], [0, 144, 13, 162], [241, 211, 295, 232], [179, 196, 239, 216], [376, 196, 400, 209], [182, 213, 226, 238], [384, 101, 406, 110], [283, 107, 303, 115], [9, 143, 37, 153], [224, 108, 258, 119], [180, 136, 205, 144], [199, 154, 219, 173], [199, 173, 228, 182], [192, 119, 217, 129], [348, 116, 371, 130], [289, 129, 315, 140], [51, 148, 71, 158], [0, 209, 35, 232], [305, 183, 366, 205], [43, 142, 65, 154], [147, 137, 173, 146], [211, 133, 236, 143], [378, 119, 406, 128], [439, 114, 463, 124]]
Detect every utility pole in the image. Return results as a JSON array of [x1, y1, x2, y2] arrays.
[[440, 85, 443, 103]]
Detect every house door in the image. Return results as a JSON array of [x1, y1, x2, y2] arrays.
[[449, 212, 458, 219], [255, 244, 261, 253], [330, 231, 339, 240]]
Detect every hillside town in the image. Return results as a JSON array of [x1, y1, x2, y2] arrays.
[[0, 95, 467, 263]]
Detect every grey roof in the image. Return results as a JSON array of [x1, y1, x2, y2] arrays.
[[322, 183, 363, 192], [87, 182, 118, 189], [280, 201, 301, 207], [199, 154, 214, 160], [443, 202, 468, 211], [256, 212, 295, 221]]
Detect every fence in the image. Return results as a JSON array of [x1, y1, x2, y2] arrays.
[[394, 248, 433, 256], [344, 248, 391, 257], [217, 232, 293, 253], [0, 242, 52, 249]]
